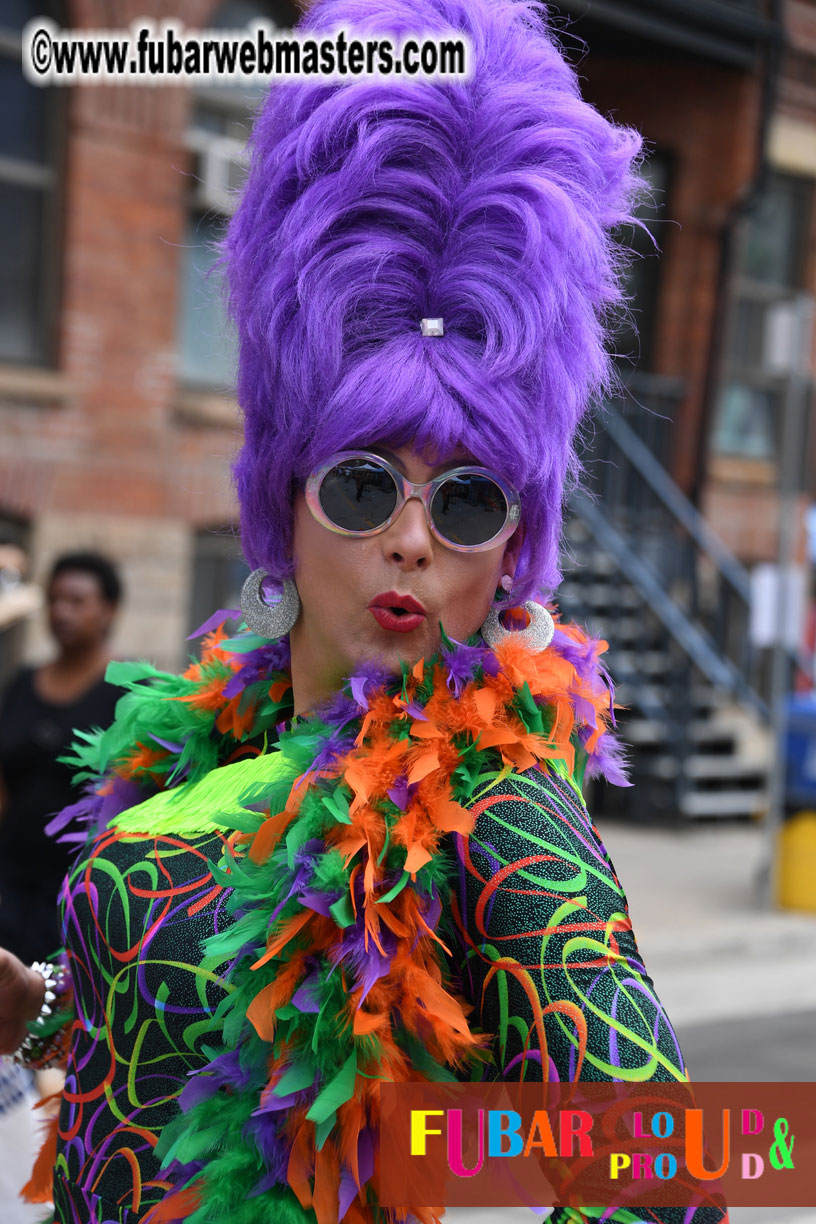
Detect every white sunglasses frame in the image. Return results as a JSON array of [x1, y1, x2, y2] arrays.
[[304, 450, 522, 553]]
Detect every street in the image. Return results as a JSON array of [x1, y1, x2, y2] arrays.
[[678, 1008, 816, 1082]]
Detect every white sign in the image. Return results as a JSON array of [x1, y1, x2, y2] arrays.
[[749, 563, 807, 649]]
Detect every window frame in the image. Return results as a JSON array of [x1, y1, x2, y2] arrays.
[[0, 10, 66, 369], [712, 171, 815, 462], [176, 0, 298, 393]]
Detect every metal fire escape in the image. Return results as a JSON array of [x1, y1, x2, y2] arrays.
[[558, 376, 803, 822], [548, 0, 791, 821]]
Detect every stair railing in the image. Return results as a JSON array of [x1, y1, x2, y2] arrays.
[[570, 386, 807, 720]]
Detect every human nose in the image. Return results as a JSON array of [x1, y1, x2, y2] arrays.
[[379, 495, 433, 569]]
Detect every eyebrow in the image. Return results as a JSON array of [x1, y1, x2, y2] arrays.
[[368, 445, 473, 475]]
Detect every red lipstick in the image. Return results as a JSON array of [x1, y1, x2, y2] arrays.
[[368, 591, 427, 634]]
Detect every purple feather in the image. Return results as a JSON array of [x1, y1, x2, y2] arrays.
[[98, 777, 147, 828], [357, 1126, 375, 1185], [253, 1089, 302, 1114], [350, 674, 370, 711], [582, 729, 631, 787], [149, 735, 185, 755], [339, 1168, 359, 1220], [223, 638, 293, 699], [266, 839, 324, 924], [481, 652, 501, 678], [423, 886, 442, 933], [330, 913, 397, 1003], [386, 774, 418, 810], [158, 1157, 206, 1213], [441, 635, 492, 698], [188, 608, 241, 640], [244, 1113, 290, 1187], [309, 688, 358, 731], [549, 625, 629, 785], [291, 969, 322, 1014], [46, 775, 145, 842], [343, 660, 395, 715], [45, 793, 96, 838], [300, 729, 356, 778], [298, 889, 337, 917], [179, 1048, 253, 1112]]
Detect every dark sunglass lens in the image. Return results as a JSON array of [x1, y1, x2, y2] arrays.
[[431, 474, 509, 545], [319, 459, 398, 531]]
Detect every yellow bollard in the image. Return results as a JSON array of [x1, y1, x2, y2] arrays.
[[776, 811, 816, 913]]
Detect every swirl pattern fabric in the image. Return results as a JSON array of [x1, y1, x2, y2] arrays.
[[447, 768, 726, 1223], [448, 767, 686, 1084], [54, 830, 233, 1222], [51, 769, 723, 1223]]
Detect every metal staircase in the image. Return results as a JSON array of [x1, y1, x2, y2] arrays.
[[558, 377, 791, 822]]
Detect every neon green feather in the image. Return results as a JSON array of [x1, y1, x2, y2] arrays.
[[111, 749, 300, 835]]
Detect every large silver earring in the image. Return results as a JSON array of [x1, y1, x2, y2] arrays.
[[480, 599, 555, 653], [240, 570, 300, 638]]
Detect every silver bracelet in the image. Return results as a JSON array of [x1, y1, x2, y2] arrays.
[[13, 959, 71, 1068]]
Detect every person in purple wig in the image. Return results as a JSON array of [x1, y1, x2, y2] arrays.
[[225, 0, 649, 720], [231, 0, 639, 658], [1, 2, 727, 1222]]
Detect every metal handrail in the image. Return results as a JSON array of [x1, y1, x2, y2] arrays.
[[601, 406, 752, 600], [569, 492, 768, 719], [590, 402, 808, 687]]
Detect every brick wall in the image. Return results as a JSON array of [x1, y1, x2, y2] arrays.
[[578, 55, 763, 497], [0, 0, 240, 670], [2, 3, 812, 674], [581, 27, 816, 571]]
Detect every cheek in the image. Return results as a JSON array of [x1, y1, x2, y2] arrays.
[[438, 553, 501, 636], [85, 602, 106, 630], [292, 501, 364, 610]]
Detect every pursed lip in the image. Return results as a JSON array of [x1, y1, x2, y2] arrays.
[[367, 591, 427, 616], [367, 591, 428, 634]]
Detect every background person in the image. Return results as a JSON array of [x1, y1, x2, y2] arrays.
[[0, 551, 123, 963]]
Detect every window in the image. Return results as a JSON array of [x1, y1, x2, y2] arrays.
[[188, 525, 248, 637], [712, 173, 813, 459], [0, 1, 63, 366], [176, 0, 298, 391], [614, 151, 672, 372]]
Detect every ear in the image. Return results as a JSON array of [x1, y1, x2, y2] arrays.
[[101, 602, 118, 635], [500, 523, 524, 580]]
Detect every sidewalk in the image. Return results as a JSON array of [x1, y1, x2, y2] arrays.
[[594, 817, 816, 1028]]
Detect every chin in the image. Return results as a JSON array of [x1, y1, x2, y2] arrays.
[[356, 635, 423, 675]]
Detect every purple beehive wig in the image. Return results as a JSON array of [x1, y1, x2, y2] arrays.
[[224, 0, 643, 600]]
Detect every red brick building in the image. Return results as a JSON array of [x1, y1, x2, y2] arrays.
[[566, 0, 815, 564], [2, 0, 300, 669], [1, 0, 814, 675]]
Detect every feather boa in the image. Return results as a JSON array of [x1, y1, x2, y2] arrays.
[[38, 609, 627, 1224]]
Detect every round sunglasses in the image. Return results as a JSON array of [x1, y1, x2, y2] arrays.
[[305, 452, 521, 552]]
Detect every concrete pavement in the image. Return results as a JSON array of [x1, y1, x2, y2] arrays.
[[594, 818, 816, 1035]]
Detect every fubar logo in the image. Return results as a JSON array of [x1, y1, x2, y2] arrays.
[[380, 1082, 811, 1210]]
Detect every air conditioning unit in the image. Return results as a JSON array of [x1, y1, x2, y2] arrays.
[[188, 133, 248, 214]]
